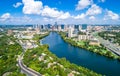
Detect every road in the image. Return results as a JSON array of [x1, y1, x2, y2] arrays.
[[18, 53, 42, 76], [97, 37, 120, 56], [18, 39, 42, 76], [92, 32, 120, 56]]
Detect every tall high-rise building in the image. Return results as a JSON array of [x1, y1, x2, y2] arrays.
[[54, 22, 57, 26], [58, 25, 61, 31], [82, 24, 87, 30], [35, 28, 40, 34], [68, 26, 74, 37], [35, 25, 40, 34], [79, 25, 82, 31], [64, 25, 68, 32]]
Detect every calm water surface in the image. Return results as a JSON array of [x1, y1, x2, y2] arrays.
[[42, 32, 120, 76]]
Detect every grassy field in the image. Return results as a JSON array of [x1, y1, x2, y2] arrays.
[[77, 41, 85, 46]]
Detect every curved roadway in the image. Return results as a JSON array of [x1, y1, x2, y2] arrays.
[[18, 53, 42, 76]]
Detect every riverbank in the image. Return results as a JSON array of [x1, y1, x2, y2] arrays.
[[15, 32, 50, 76], [23, 32, 102, 76], [58, 32, 120, 60], [32, 32, 50, 45], [23, 46, 101, 76]]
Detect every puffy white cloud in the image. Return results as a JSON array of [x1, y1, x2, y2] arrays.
[[41, 6, 62, 18], [76, 0, 93, 10], [22, 0, 71, 20], [0, 13, 11, 21], [89, 16, 95, 20], [41, 6, 70, 19], [22, 0, 43, 15], [74, 4, 101, 20], [58, 12, 71, 19], [86, 4, 102, 15], [104, 10, 119, 20], [73, 13, 86, 19], [13, 2, 22, 8]]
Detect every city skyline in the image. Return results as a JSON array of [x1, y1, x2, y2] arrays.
[[0, 0, 120, 25]]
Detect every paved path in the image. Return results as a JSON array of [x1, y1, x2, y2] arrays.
[[18, 54, 42, 76], [18, 39, 42, 76], [97, 37, 120, 56], [92, 32, 120, 56]]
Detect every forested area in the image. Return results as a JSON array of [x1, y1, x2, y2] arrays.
[[0, 33, 25, 76]]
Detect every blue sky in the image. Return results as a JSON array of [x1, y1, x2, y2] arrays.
[[0, 0, 120, 25]]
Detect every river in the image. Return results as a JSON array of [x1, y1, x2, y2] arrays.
[[42, 32, 120, 76]]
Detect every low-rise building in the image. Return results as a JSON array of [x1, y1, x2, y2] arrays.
[[7, 30, 13, 36], [89, 38, 100, 46], [93, 26, 104, 32], [78, 35, 91, 41]]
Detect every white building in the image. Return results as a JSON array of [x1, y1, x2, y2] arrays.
[[35, 28, 40, 34], [64, 25, 68, 32], [93, 26, 104, 31], [68, 26, 74, 37], [79, 25, 82, 31], [58, 25, 61, 31], [80, 29, 86, 33], [78, 35, 91, 41], [87, 25, 92, 31], [89, 38, 100, 46]]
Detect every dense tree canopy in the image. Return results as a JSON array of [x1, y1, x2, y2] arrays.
[[0, 33, 25, 76]]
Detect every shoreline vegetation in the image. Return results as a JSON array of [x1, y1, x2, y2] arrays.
[[32, 32, 50, 45], [23, 32, 102, 76], [58, 32, 120, 61]]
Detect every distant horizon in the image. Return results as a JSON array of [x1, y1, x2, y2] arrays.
[[0, 24, 120, 26]]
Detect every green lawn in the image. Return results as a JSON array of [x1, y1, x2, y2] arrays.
[[101, 50, 107, 54], [77, 41, 85, 46]]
